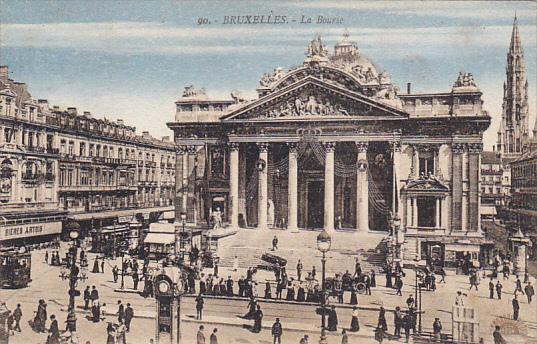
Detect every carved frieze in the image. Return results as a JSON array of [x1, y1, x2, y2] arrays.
[[265, 94, 350, 118], [451, 143, 466, 154]]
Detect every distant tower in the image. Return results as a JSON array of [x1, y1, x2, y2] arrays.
[[497, 15, 530, 157]]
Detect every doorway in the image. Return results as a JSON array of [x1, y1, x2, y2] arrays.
[[307, 180, 324, 229]]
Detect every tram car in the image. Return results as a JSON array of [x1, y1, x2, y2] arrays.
[[0, 248, 32, 288]]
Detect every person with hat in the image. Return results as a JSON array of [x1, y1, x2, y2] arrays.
[[433, 318, 442, 339], [271, 318, 283, 344]]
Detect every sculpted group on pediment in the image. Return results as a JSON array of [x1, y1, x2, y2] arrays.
[[265, 94, 350, 118]]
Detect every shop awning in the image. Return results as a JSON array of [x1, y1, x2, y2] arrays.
[[144, 233, 175, 245], [481, 207, 497, 216]]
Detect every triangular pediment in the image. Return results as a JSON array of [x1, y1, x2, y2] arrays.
[[221, 76, 408, 122], [405, 177, 449, 192]]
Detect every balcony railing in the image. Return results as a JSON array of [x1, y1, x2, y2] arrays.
[[26, 145, 46, 153]]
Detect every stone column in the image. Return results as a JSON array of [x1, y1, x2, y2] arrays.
[[435, 198, 441, 228], [323, 142, 336, 232], [412, 198, 418, 228], [451, 143, 465, 231], [257, 143, 269, 229], [468, 143, 482, 233], [355, 141, 369, 231], [181, 147, 189, 214], [406, 197, 412, 228], [174, 147, 185, 221], [287, 143, 298, 232], [411, 145, 419, 177], [186, 146, 197, 224], [392, 141, 402, 215], [229, 143, 240, 228]]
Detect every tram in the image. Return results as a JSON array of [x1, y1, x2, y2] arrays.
[[0, 248, 32, 288]]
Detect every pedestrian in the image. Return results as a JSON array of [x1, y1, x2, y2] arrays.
[[91, 301, 100, 323], [469, 272, 479, 291], [515, 276, 524, 295], [525, 282, 534, 303], [350, 306, 359, 332], [45, 251, 49, 264], [133, 271, 139, 290], [402, 314, 411, 342], [210, 328, 218, 344], [271, 318, 283, 344], [253, 305, 263, 333], [385, 269, 392, 288], [433, 317, 442, 340], [91, 286, 99, 304], [272, 235, 278, 251], [196, 294, 204, 320], [226, 276, 234, 297], [117, 300, 125, 323], [406, 294, 415, 308], [496, 281, 503, 299], [512, 295, 520, 320], [438, 268, 446, 283], [327, 305, 338, 332], [124, 303, 134, 332], [101, 303, 107, 320], [112, 265, 119, 283], [92, 258, 100, 273], [46, 314, 60, 344], [84, 286, 91, 310], [35, 299, 47, 333], [377, 306, 388, 332], [197, 325, 206, 344], [524, 271, 530, 284], [296, 260, 303, 281], [374, 326, 385, 343], [106, 322, 116, 344], [489, 278, 495, 299], [101, 259, 105, 273], [13, 304, 22, 332], [244, 298, 257, 319], [493, 325, 507, 344], [214, 260, 219, 278], [350, 285, 358, 305], [7, 311, 14, 336], [354, 260, 362, 278], [393, 306, 402, 337], [264, 281, 272, 299], [371, 270, 376, 287], [395, 276, 403, 296], [311, 266, 316, 280], [341, 329, 348, 344], [299, 335, 309, 344], [364, 274, 371, 296]]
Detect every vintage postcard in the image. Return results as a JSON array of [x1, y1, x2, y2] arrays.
[[0, 1, 536, 343]]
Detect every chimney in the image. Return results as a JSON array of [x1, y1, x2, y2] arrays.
[[116, 119, 124, 125], [407, 82, 412, 94], [142, 131, 151, 139], [0, 66, 8, 82], [161, 136, 170, 142], [67, 107, 77, 115], [83, 111, 92, 118], [53, 105, 60, 111]]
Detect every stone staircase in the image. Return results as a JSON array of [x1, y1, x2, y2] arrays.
[[216, 229, 388, 276]]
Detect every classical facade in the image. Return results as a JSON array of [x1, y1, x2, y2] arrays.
[[0, 66, 175, 245], [168, 34, 492, 266]]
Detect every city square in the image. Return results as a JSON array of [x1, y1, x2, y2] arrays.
[[1, 1, 537, 344]]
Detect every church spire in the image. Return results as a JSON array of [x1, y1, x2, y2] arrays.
[[497, 14, 530, 157]]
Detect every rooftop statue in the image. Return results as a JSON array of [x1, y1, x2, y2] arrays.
[[453, 72, 477, 88], [306, 35, 328, 58], [182, 85, 206, 98]]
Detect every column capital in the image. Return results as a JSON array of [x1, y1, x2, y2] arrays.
[[322, 141, 336, 151], [467, 143, 483, 154], [186, 145, 197, 155], [391, 141, 402, 152], [257, 142, 269, 152], [355, 141, 368, 153], [451, 143, 466, 154], [286, 142, 298, 151], [228, 142, 240, 151]]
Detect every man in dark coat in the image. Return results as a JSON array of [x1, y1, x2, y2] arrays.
[[196, 294, 204, 320], [238, 277, 245, 297], [525, 282, 534, 304], [393, 306, 402, 338], [90, 286, 99, 303], [113, 265, 119, 283], [512, 295, 520, 320], [124, 303, 134, 332], [101, 259, 105, 273], [84, 286, 91, 310], [132, 271, 139, 290], [493, 325, 507, 344], [46, 315, 59, 344], [117, 300, 125, 323], [13, 304, 22, 332], [271, 318, 283, 344], [327, 306, 338, 332], [489, 278, 495, 299], [252, 305, 263, 333], [395, 277, 403, 296], [496, 281, 503, 300], [226, 276, 234, 296], [433, 318, 442, 339]]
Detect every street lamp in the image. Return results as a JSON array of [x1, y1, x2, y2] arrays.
[[393, 214, 401, 261], [316, 229, 331, 342], [60, 220, 87, 332], [180, 212, 187, 259], [413, 257, 423, 334]]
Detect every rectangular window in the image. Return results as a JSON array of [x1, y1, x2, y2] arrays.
[[419, 151, 435, 176], [417, 197, 436, 228]]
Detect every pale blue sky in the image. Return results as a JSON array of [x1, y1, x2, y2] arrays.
[[0, 1, 536, 149]]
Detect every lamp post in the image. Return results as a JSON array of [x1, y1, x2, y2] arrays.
[[60, 220, 87, 332], [393, 214, 401, 262], [413, 258, 423, 334], [180, 212, 187, 262], [316, 229, 331, 343]]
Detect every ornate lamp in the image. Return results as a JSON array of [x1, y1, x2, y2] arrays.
[[316, 229, 331, 337], [316, 229, 332, 253]]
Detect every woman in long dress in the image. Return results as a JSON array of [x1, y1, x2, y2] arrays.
[[327, 306, 338, 332], [92, 258, 100, 273], [106, 323, 116, 344], [264, 281, 272, 299], [350, 286, 358, 305], [350, 307, 360, 332], [377, 306, 388, 332], [252, 305, 263, 333]]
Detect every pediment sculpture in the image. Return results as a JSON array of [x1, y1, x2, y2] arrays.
[[265, 95, 350, 118], [259, 68, 287, 87]]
